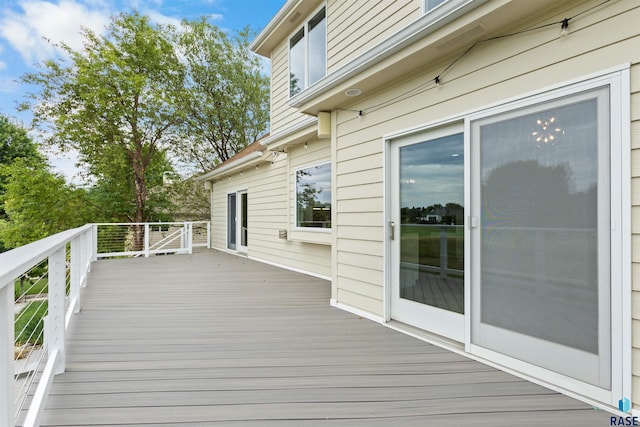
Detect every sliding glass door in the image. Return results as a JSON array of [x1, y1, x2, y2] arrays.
[[470, 87, 611, 388], [390, 124, 465, 342]]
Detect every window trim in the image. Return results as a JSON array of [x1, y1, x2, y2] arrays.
[[288, 4, 327, 98], [423, 0, 449, 14], [294, 160, 332, 231]]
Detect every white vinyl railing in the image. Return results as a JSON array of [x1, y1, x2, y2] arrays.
[[0, 221, 210, 427], [95, 221, 210, 258]]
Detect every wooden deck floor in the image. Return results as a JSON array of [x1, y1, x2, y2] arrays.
[[30, 250, 610, 426]]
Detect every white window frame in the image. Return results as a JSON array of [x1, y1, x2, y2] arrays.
[[294, 161, 332, 231], [424, 0, 448, 13], [421, 0, 476, 17], [288, 4, 327, 97]]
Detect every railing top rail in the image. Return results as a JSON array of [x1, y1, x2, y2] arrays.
[[0, 224, 93, 290], [94, 221, 209, 226]]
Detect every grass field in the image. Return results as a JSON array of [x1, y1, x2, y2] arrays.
[[15, 300, 48, 346], [14, 277, 49, 300], [401, 224, 464, 271]]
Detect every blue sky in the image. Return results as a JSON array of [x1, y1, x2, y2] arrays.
[[0, 0, 285, 180]]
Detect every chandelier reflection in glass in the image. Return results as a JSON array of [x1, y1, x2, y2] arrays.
[[531, 116, 565, 147]]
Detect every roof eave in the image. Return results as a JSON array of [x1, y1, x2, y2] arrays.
[[196, 151, 264, 182], [249, 0, 323, 57]]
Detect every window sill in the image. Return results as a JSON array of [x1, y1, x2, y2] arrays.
[[288, 229, 332, 245]]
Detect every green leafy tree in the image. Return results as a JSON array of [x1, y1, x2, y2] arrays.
[[0, 115, 45, 205], [0, 159, 96, 249], [172, 20, 269, 171], [20, 12, 185, 249], [162, 176, 211, 221], [89, 148, 175, 222], [0, 116, 46, 251], [0, 115, 44, 168]]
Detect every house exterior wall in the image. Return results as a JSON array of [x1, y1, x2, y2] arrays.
[[210, 138, 332, 279], [326, 0, 418, 73], [270, 40, 309, 134], [240, 0, 640, 413], [270, 0, 421, 134], [327, 0, 639, 407]]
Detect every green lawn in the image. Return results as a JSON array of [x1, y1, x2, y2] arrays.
[[14, 277, 48, 300], [15, 300, 48, 346], [401, 224, 464, 270]]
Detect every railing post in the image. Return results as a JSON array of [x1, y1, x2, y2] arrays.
[[87, 226, 94, 276], [207, 221, 211, 249], [48, 247, 66, 375], [187, 222, 193, 254], [91, 224, 98, 262], [144, 223, 150, 257], [70, 236, 81, 314], [0, 281, 14, 427]]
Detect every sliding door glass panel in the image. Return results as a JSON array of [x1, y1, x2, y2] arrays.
[[227, 193, 237, 250], [399, 133, 464, 314], [241, 192, 248, 247], [472, 87, 610, 388]]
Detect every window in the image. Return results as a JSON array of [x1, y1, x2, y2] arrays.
[[296, 162, 331, 228], [289, 7, 326, 97], [425, 0, 447, 12]]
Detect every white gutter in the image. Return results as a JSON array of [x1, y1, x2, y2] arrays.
[[249, 0, 300, 53], [196, 151, 263, 181], [259, 116, 317, 147], [196, 118, 317, 182]]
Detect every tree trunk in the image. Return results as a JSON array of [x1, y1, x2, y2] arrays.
[[132, 159, 147, 252]]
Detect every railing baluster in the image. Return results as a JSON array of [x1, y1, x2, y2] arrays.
[[0, 280, 14, 427]]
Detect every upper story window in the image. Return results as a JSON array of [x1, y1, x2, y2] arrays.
[[289, 7, 326, 97], [296, 162, 331, 228], [425, 0, 448, 11]]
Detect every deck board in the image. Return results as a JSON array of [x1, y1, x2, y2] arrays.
[[28, 250, 611, 426]]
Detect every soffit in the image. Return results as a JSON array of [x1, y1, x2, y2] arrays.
[[251, 0, 324, 57]]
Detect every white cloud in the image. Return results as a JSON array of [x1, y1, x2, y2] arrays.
[[0, 0, 111, 65]]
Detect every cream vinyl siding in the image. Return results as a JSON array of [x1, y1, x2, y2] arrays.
[[210, 152, 331, 278], [270, 30, 318, 134], [269, 0, 418, 133], [326, 0, 418, 73], [332, 1, 639, 333]]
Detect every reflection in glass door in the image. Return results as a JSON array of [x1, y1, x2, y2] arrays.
[[390, 128, 465, 342], [239, 191, 248, 253], [227, 193, 237, 250]]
